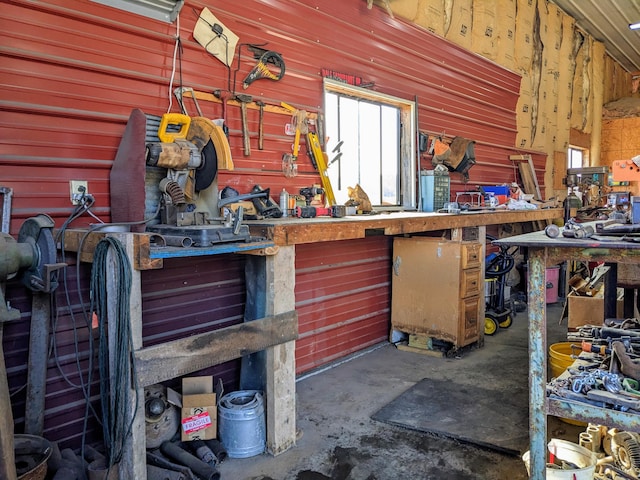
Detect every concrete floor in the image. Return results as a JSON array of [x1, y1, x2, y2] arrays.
[[217, 301, 583, 480]]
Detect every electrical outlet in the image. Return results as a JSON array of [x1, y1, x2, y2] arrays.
[[70, 180, 88, 205]]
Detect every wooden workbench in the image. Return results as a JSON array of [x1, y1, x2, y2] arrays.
[[248, 208, 563, 246], [61, 207, 561, 479]]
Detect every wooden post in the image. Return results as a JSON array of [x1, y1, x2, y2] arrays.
[[107, 233, 146, 480], [263, 246, 297, 455]]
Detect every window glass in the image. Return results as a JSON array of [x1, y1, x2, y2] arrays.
[[323, 80, 415, 209]]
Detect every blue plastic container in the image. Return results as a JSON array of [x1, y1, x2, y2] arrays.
[[483, 185, 510, 196]]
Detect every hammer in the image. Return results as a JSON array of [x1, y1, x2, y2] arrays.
[[213, 89, 231, 138], [235, 93, 252, 156], [255, 100, 265, 150]]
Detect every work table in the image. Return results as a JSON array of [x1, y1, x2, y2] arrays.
[[62, 208, 562, 268], [495, 229, 640, 480], [58, 206, 562, 479], [247, 208, 563, 246]]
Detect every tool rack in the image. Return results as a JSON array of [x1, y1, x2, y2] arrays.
[[495, 227, 640, 480]]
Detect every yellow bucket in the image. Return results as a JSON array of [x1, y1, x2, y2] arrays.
[[549, 342, 586, 426]]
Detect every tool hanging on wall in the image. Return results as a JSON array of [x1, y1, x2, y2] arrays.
[[307, 131, 337, 206], [281, 102, 307, 177], [242, 50, 285, 89], [235, 94, 252, 156], [213, 89, 231, 138], [255, 100, 265, 150], [174, 87, 204, 117]]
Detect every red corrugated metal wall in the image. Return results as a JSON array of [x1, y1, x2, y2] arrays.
[[1, 0, 542, 447], [295, 237, 392, 373]]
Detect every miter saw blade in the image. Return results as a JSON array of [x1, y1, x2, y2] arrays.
[[195, 139, 217, 192]]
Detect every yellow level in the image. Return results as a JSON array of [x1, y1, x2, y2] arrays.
[[306, 132, 336, 206]]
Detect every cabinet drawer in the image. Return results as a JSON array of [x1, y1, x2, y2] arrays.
[[460, 268, 481, 298], [461, 243, 481, 269], [459, 296, 481, 346]]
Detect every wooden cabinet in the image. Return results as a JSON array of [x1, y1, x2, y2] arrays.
[[391, 236, 483, 348]]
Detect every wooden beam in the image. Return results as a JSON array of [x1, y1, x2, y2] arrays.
[[263, 246, 297, 456], [60, 230, 163, 270], [134, 310, 298, 388], [107, 233, 146, 480]]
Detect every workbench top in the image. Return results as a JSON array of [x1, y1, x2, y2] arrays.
[[248, 208, 563, 246], [61, 208, 562, 270]]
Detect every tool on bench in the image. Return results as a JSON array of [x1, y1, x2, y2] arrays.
[[235, 93, 252, 156], [586, 389, 640, 411], [144, 113, 252, 245], [249, 185, 282, 218], [300, 186, 324, 205], [294, 205, 346, 218], [562, 220, 594, 239], [596, 220, 640, 236], [255, 100, 265, 150]]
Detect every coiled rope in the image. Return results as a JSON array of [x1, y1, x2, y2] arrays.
[[90, 236, 139, 469]]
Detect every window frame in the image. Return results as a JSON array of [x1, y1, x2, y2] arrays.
[[322, 78, 417, 210]]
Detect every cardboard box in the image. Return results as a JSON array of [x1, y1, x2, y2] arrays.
[[568, 290, 624, 329], [181, 376, 217, 441]]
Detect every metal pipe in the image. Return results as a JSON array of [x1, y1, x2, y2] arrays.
[[163, 235, 193, 248], [527, 248, 547, 480]]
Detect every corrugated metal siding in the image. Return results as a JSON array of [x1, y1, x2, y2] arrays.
[[2, 0, 541, 236], [3, 252, 245, 448], [295, 237, 392, 374], [1, 0, 538, 447]]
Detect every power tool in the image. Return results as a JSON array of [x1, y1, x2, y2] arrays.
[[299, 186, 324, 206]]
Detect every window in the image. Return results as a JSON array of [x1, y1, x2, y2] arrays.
[[90, 0, 184, 23], [568, 147, 584, 169], [323, 79, 417, 209]]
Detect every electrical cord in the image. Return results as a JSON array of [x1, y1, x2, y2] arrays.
[[91, 236, 139, 470]]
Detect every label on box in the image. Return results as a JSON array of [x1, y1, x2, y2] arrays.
[[182, 411, 212, 434]]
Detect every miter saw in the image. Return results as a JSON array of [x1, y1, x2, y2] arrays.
[[144, 114, 252, 246]]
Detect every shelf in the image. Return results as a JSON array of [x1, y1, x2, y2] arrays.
[[547, 397, 640, 432]]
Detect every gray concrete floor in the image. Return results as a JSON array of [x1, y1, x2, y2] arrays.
[[217, 300, 583, 480]]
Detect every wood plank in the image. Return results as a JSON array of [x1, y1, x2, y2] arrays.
[[60, 230, 163, 270], [254, 209, 563, 246], [106, 233, 146, 480], [134, 310, 298, 388]]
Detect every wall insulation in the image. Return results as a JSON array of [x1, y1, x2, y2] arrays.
[[390, 0, 634, 200], [3, 0, 537, 448]]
